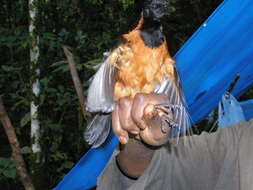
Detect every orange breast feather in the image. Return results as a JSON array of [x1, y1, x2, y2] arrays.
[[112, 30, 175, 101]]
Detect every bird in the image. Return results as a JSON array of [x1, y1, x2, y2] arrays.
[[85, 0, 191, 148]]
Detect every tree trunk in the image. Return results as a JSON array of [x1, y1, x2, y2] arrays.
[[0, 98, 35, 190], [29, 0, 41, 160], [63, 46, 91, 120], [29, 2, 42, 187]]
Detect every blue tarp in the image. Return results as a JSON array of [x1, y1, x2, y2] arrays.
[[55, 132, 118, 190], [240, 99, 253, 121], [218, 92, 253, 127], [55, 0, 253, 189], [218, 93, 246, 127], [176, 0, 253, 123]]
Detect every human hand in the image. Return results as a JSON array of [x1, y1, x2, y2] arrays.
[[112, 93, 172, 146], [112, 97, 140, 145]]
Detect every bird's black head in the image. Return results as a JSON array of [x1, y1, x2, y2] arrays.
[[143, 0, 173, 22]]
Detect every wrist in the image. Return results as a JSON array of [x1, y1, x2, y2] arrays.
[[116, 138, 157, 178]]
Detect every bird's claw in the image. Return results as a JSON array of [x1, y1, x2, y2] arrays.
[[155, 104, 181, 133], [155, 103, 183, 114], [161, 115, 179, 128]]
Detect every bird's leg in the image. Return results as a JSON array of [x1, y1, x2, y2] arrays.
[[155, 104, 183, 114], [155, 104, 182, 133]]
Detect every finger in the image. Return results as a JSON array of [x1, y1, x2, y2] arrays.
[[144, 104, 172, 134], [131, 93, 148, 130], [118, 98, 140, 135], [143, 104, 158, 121], [140, 114, 170, 146], [112, 104, 129, 144]]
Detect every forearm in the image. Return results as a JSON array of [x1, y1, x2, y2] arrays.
[[116, 138, 157, 178]]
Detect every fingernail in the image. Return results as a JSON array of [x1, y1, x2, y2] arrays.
[[131, 130, 139, 135], [120, 137, 127, 144], [138, 122, 147, 130]]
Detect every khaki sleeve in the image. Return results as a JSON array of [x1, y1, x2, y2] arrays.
[[97, 119, 253, 190], [97, 146, 168, 190], [96, 149, 134, 190], [237, 119, 253, 190]]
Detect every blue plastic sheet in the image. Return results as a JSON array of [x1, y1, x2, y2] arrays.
[[55, 132, 118, 190], [55, 0, 253, 189], [240, 99, 253, 121], [218, 93, 246, 127], [176, 0, 253, 123]]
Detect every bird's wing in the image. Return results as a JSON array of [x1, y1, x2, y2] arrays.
[[84, 113, 112, 148], [86, 52, 118, 113], [85, 50, 118, 147], [85, 39, 132, 147], [154, 65, 191, 141]]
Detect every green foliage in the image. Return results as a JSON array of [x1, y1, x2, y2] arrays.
[[119, 0, 135, 9], [21, 146, 32, 154], [20, 112, 31, 127], [0, 158, 18, 180]]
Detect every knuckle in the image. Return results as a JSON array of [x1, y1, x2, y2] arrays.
[[144, 104, 157, 118], [162, 94, 169, 100], [159, 93, 168, 99], [135, 93, 146, 102], [119, 97, 131, 108], [123, 118, 133, 129], [122, 123, 131, 131], [131, 115, 144, 127], [113, 127, 122, 136], [157, 93, 169, 102], [131, 110, 139, 121]]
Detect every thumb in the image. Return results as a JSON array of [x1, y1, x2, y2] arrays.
[[112, 105, 129, 144]]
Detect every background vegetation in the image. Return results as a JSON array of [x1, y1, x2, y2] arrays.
[[1, 0, 252, 189]]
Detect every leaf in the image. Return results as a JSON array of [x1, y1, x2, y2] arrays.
[[58, 85, 64, 93], [20, 112, 31, 127], [43, 32, 57, 41], [20, 40, 29, 48], [0, 157, 12, 168], [83, 81, 91, 88], [83, 58, 103, 70], [12, 98, 29, 111], [63, 161, 74, 169], [50, 60, 67, 68], [1, 65, 20, 72], [52, 64, 69, 73], [21, 146, 32, 154], [40, 94, 46, 105], [3, 169, 16, 179]]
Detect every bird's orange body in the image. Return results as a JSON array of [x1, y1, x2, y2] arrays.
[[112, 28, 175, 101]]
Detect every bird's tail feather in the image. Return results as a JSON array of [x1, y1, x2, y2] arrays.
[[84, 114, 112, 148]]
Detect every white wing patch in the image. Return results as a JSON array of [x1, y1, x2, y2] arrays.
[[86, 57, 116, 113]]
